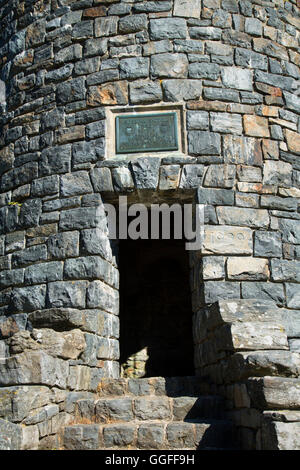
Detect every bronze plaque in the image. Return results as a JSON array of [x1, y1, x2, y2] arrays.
[[116, 112, 178, 154]]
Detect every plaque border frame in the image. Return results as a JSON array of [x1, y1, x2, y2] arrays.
[[115, 112, 179, 154]]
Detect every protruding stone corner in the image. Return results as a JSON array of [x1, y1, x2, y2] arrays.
[[193, 299, 300, 449]]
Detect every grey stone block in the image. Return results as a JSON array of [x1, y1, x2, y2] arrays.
[[87, 280, 119, 315], [203, 281, 241, 304], [95, 398, 133, 423], [254, 231, 282, 258], [47, 281, 88, 309], [151, 53, 188, 79], [103, 424, 136, 447], [129, 81, 162, 104], [224, 135, 262, 166], [0, 418, 39, 450], [134, 397, 171, 420], [56, 77, 86, 104], [245, 18, 263, 36], [130, 157, 160, 190], [64, 425, 100, 450], [167, 422, 195, 448], [10, 285, 47, 313], [188, 131, 221, 155], [190, 26, 221, 40], [1, 162, 38, 192], [197, 188, 234, 206], [95, 17, 118, 38], [235, 48, 268, 71], [187, 111, 209, 130], [204, 164, 236, 188], [211, 113, 243, 134], [84, 38, 108, 57], [203, 87, 239, 102], [217, 207, 269, 228], [119, 14, 147, 34], [12, 245, 47, 268], [174, 39, 203, 53], [120, 57, 149, 79], [40, 144, 71, 176], [189, 62, 220, 80], [222, 66, 253, 91], [180, 164, 205, 189], [286, 284, 300, 309], [242, 282, 285, 305], [162, 79, 202, 101], [24, 261, 64, 284], [47, 231, 79, 260], [137, 423, 165, 449], [90, 168, 114, 192], [60, 171, 93, 197], [59, 207, 102, 231], [111, 167, 135, 192], [150, 18, 187, 40]]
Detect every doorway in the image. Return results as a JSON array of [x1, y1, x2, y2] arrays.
[[119, 237, 194, 378]]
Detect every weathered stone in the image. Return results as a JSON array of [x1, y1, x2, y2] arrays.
[[211, 113, 243, 134], [204, 164, 236, 188], [119, 14, 147, 34], [47, 281, 88, 309], [202, 225, 252, 255], [188, 131, 221, 155], [162, 79, 201, 101], [242, 282, 285, 305], [189, 62, 220, 80], [227, 257, 269, 281], [217, 207, 269, 229], [47, 231, 79, 260], [129, 81, 162, 105], [262, 419, 300, 450], [243, 115, 270, 137], [130, 158, 160, 190], [159, 165, 181, 191], [137, 423, 164, 449], [254, 231, 282, 258], [248, 377, 300, 410], [263, 161, 292, 187], [64, 425, 100, 450], [60, 171, 93, 197], [95, 397, 133, 423], [151, 53, 188, 79], [253, 38, 289, 61], [95, 17, 118, 37], [190, 26, 221, 40], [202, 256, 225, 280], [149, 18, 187, 40], [0, 419, 39, 450], [56, 77, 86, 105], [103, 424, 136, 447], [203, 281, 241, 304], [223, 135, 262, 166], [10, 285, 46, 313], [222, 67, 253, 91], [134, 397, 171, 420], [120, 57, 149, 79]]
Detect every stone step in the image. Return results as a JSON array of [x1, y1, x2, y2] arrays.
[[75, 395, 225, 424], [63, 419, 235, 450], [97, 376, 209, 398]]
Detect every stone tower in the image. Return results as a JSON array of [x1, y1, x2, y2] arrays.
[[0, 0, 300, 450]]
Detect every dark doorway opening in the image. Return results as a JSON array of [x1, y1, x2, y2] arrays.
[[119, 236, 194, 378]]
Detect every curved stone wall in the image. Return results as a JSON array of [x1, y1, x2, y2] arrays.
[[0, 0, 300, 450]]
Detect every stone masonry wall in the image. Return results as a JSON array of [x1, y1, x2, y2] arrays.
[[0, 0, 299, 449]]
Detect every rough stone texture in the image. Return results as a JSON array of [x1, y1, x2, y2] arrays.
[[0, 0, 300, 452]]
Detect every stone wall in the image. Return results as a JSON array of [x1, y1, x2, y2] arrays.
[[0, 0, 299, 449]]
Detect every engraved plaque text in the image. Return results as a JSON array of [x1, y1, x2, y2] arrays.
[[116, 113, 178, 154]]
